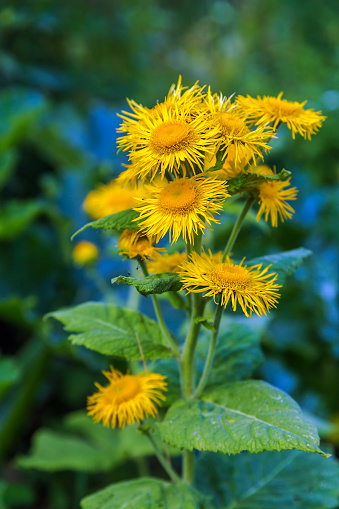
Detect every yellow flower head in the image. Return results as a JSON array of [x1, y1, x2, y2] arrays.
[[87, 366, 167, 429], [72, 241, 99, 266], [236, 92, 326, 139], [134, 175, 229, 244], [147, 251, 187, 274], [83, 181, 146, 220], [254, 166, 298, 227], [117, 93, 217, 181], [118, 228, 163, 259], [204, 89, 275, 166], [178, 251, 281, 317]]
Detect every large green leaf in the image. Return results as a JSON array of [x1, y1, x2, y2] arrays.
[[160, 380, 327, 456], [247, 247, 312, 285], [196, 450, 339, 509], [46, 302, 172, 361], [81, 478, 206, 509], [17, 412, 153, 473], [113, 273, 182, 296], [71, 209, 140, 240]]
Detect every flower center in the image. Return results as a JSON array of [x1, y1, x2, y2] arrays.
[[151, 121, 191, 152], [219, 113, 249, 138], [159, 181, 197, 211], [209, 263, 251, 291], [108, 375, 141, 405]]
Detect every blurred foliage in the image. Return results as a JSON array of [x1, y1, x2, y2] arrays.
[[0, 0, 338, 507]]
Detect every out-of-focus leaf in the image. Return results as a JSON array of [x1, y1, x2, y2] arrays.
[[0, 88, 47, 154], [196, 450, 339, 509], [28, 126, 86, 168], [112, 273, 182, 297], [17, 412, 153, 473], [247, 247, 312, 285], [0, 200, 48, 240], [46, 302, 172, 361], [0, 357, 21, 400], [160, 381, 328, 456], [0, 296, 36, 326], [0, 151, 17, 191], [71, 209, 140, 240], [81, 478, 206, 509]]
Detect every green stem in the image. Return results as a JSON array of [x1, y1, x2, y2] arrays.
[[143, 429, 180, 483], [180, 293, 203, 399], [183, 449, 194, 484], [222, 195, 255, 262], [194, 302, 224, 399], [139, 259, 180, 358]]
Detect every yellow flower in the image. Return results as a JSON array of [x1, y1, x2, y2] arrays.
[[254, 166, 298, 227], [118, 229, 163, 259], [204, 89, 275, 166], [134, 176, 229, 244], [72, 241, 98, 266], [83, 181, 146, 220], [147, 251, 187, 274], [178, 251, 281, 317], [236, 92, 326, 139], [117, 91, 217, 181], [87, 366, 167, 429]]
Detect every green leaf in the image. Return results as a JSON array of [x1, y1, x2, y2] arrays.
[[46, 302, 172, 361], [17, 412, 153, 473], [0, 296, 36, 327], [0, 200, 48, 240], [0, 88, 47, 154], [81, 478, 206, 509], [196, 450, 339, 509], [227, 169, 291, 196], [28, 126, 85, 168], [0, 151, 17, 191], [71, 209, 140, 240], [0, 357, 21, 400], [198, 319, 264, 387], [247, 247, 312, 285], [160, 380, 328, 457], [112, 272, 182, 297]]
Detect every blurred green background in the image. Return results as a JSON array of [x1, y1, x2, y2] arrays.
[[0, 1, 338, 507]]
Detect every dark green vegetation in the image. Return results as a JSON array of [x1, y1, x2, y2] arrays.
[[1, 1, 339, 507]]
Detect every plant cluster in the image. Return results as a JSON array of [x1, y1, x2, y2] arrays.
[[47, 78, 339, 508]]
